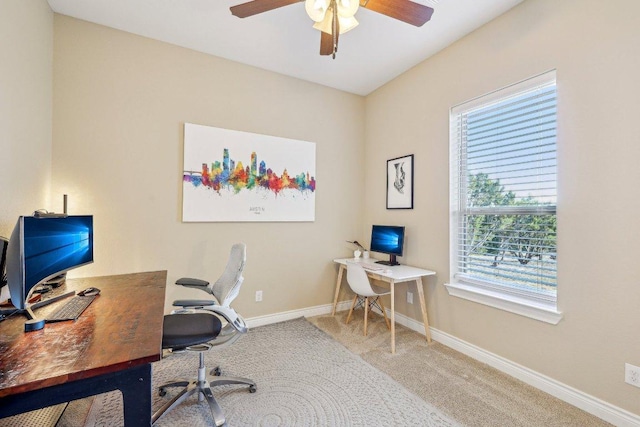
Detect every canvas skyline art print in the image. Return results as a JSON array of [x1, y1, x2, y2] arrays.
[[182, 123, 316, 222]]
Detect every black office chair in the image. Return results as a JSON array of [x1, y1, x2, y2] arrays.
[[152, 243, 256, 426]]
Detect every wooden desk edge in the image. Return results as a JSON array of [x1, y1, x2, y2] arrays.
[[0, 270, 167, 399], [333, 258, 436, 274]]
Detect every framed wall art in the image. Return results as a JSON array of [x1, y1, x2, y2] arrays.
[[182, 123, 316, 222], [386, 154, 413, 209]]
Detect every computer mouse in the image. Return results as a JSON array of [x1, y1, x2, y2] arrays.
[[78, 287, 100, 297]]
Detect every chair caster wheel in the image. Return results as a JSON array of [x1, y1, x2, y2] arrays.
[[211, 367, 221, 376], [159, 388, 167, 397], [249, 385, 257, 393]]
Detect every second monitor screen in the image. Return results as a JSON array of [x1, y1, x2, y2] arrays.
[[370, 225, 405, 256]]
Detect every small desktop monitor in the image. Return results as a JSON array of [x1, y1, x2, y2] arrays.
[[5, 215, 94, 317], [370, 225, 405, 266]]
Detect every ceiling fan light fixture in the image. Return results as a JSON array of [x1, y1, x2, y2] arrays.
[[305, 0, 330, 22], [339, 15, 359, 33], [338, 0, 359, 18], [313, 13, 358, 35], [230, 0, 435, 59]]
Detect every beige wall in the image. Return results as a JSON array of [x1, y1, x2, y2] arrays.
[[0, 0, 53, 235], [0, 0, 52, 301], [52, 15, 365, 316], [3, 0, 638, 419], [365, 0, 640, 415]]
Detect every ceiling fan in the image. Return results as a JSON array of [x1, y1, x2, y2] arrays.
[[230, 0, 434, 59]]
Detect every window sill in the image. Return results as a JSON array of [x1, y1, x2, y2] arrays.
[[444, 282, 563, 325]]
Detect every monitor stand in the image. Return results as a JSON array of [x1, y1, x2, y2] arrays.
[[375, 254, 400, 266], [0, 289, 74, 332], [1, 305, 45, 331]]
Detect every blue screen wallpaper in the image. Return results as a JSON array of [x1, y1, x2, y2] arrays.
[[370, 226, 405, 255], [23, 216, 93, 290]]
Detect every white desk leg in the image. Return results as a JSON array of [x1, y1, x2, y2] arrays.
[[332, 264, 345, 316], [416, 277, 432, 343], [390, 280, 396, 354]]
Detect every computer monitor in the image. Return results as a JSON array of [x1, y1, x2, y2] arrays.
[[0, 236, 8, 294], [5, 215, 94, 319], [370, 225, 405, 266]]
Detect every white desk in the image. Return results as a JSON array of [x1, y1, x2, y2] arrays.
[[332, 258, 436, 354]]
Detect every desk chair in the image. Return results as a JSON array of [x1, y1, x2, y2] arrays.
[[345, 262, 391, 336], [152, 243, 256, 427]]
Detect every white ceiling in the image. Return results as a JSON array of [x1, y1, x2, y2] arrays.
[[47, 0, 523, 96]]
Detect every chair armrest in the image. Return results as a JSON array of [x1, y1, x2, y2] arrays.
[[206, 305, 248, 334], [172, 299, 217, 308], [175, 277, 210, 289]]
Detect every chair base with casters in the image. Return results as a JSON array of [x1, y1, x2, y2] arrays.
[[151, 312, 256, 426]]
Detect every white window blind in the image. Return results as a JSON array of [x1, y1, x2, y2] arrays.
[[450, 70, 557, 308]]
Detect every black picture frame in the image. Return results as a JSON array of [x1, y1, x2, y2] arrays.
[[386, 154, 414, 209]]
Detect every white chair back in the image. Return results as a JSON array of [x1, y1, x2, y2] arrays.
[[346, 263, 377, 297], [211, 243, 246, 307]]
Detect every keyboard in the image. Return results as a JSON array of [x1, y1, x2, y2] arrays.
[[360, 263, 386, 272], [46, 295, 97, 322]]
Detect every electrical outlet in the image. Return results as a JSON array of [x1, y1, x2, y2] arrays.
[[625, 363, 640, 388], [407, 291, 413, 304], [255, 290, 263, 302]]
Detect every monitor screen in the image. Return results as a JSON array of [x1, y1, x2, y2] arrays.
[[370, 225, 405, 266], [6, 215, 94, 311], [0, 236, 8, 294]]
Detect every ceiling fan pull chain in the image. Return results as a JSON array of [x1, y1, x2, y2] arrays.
[[331, 0, 338, 59], [332, 0, 338, 58]]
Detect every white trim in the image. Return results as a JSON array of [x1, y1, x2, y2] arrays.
[[449, 70, 559, 322], [248, 304, 640, 426], [451, 69, 557, 113], [245, 300, 351, 328], [389, 310, 640, 427], [444, 281, 563, 324]]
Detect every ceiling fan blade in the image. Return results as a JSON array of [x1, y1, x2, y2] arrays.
[[320, 31, 334, 55], [314, 0, 340, 59], [319, 6, 340, 58], [230, 0, 301, 18], [360, 0, 434, 27]]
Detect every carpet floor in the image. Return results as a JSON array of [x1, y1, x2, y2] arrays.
[[307, 311, 612, 427], [39, 311, 613, 426], [54, 317, 458, 426]]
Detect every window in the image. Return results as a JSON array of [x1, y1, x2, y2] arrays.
[[447, 70, 561, 324]]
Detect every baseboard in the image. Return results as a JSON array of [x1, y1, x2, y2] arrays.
[[248, 303, 640, 427], [245, 301, 350, 328], [390, 310, 640, 427]]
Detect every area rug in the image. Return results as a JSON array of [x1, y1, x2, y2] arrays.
[[83, 317, 460, 426]]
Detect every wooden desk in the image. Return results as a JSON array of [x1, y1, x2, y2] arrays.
[[0, 270, 167, 426], [332, 258, 435, 354]]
